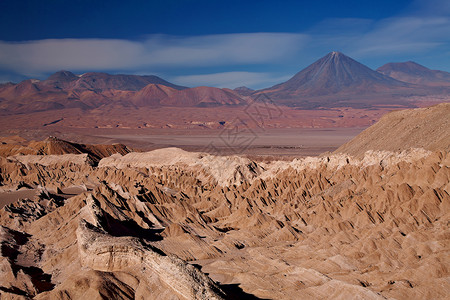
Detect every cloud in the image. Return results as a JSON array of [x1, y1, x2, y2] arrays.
[[304, 14, 450, 61], [172, 72, 291, 89], [349, 16, 450, 57], [408, 0, 450, 16], [0, 33, 308, 76]]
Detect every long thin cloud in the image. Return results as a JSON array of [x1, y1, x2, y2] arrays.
[[0, 33, 308, 75], [350, 16, 450, 57], [306, 15, 450, 58]]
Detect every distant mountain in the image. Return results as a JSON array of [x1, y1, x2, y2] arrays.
[[130, 84, 246, 107], [160, 86, 245, 107], [256, 52, 410, 107], [68, 72, 187, 92], [234, 86, 254, 96], [377, 61, 450, 86], [41, 71, 187, 91], [0, 71, 245, 115], [44, 70, 79, 89], [132, 84, 177, 106], [0, 71, 185, 114]]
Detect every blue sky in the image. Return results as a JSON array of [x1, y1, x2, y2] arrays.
[[0, 0, 449, 88]]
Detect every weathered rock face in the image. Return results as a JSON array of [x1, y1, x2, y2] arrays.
[[98, 147, 263, 186], [77, 220, 224, 300], [74, 195, 225, 300], [0, 144, 448, 299]]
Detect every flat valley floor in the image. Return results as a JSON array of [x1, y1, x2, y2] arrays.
[[18, 127, 365, 157]]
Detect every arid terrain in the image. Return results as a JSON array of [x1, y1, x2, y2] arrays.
[[2, 0, 450, 298], [0, 103, 448, 299], [1, 52, 449, 146]]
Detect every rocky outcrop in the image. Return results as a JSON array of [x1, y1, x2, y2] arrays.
[[75, 194, 224, 300], [99, 148, 263, 186], [0, 137, 132, 165], [77, 220, 224, 300]]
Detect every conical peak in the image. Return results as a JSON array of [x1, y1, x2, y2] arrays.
[[328, 51, 344, 58], [262, 50, 408, 98], [47, 70, 77, 81], [58, 70, 75, 76], [324, 51, 351, 62], [318, 52, 353, 67]]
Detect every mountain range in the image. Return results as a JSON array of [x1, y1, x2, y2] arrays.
[[1, 52, 449, 114]]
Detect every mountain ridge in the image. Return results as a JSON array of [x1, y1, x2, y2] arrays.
[[377, 61, 450, 86]]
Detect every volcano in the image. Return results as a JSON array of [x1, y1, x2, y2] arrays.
[[255, 51, 413, 108]]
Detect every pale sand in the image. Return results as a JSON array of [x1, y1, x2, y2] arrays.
[[0, 185, 86, 208], [0, 189, 36, 208]]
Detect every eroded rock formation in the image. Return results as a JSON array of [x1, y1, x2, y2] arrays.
[[0, 105, 449, 299]]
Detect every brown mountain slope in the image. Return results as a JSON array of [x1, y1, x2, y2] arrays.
[[335, 103, 450, 157], [160, 86, 246, 107], [0, 72, 188, 114], [41, 70, 187, 92], [377, 61, 450, 86], [233, 86, 254, 96], [42, 70, 79, 89], [0, 71, 249, 114], [132, 84, 177, 106], [67, 72, 187, 92]]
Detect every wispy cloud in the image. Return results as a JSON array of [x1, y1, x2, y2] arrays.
[[0, 33, 308, 77], [306, 15, 450, 59], [407, 0, 450, 16], [172, 72, 291, 89], [350, 16, 450, 57]]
